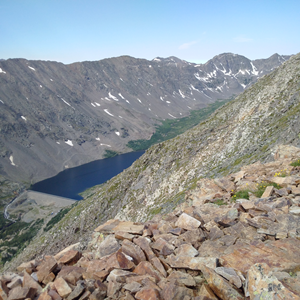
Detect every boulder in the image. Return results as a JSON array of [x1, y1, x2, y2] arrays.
[[97, 235, 120, 258], [200, 265, 244, 300], [168, 271, 196, 287], [214, 267, 242, 288], [175, 244, 198, 257], [22, 271, 42, 294], [36, 257, 57, 283], [166, 256, 217, 270], [248, 263, 300, 299], [133, 261, 164, 282], [175, 213, 201, 230], [57, 250, 82, 265], [8, 286, 36, 300], [220, 238, 300, 276], [122, 239, 147, 265], [54, 277, 72, 298], [135, 287, 161, 300]]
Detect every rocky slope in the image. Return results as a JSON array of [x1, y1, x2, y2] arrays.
[[0, 53, 289, 185], [2, 146, 300, 299], [3, 52, 299, 273]]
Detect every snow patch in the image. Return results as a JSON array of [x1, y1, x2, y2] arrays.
[[118, 115, 123, 118], [126, 100, 130, 104], [120, 78, 123, 81], [153, 58, 161, 61], [179, 90, 185, 98], [40, 85, 42, 88], [104, 109, 114, 116], [168, 113, 176, 119], [61, 98, 74, 109], [108, 92, 118, 101], [118, 93, 125, 99], [149, 65, 152, 68], [21, 116, 27, 121], [194, 73, 210, 82], [115, 131, 120, 136], [0, 68, 6, 74], [100, 143, 111, 147], [166, 101, 171, 104], [137, 98, 142, 103], [95, 137, 100, 141], [50, 78, 53, 81], [56, 141, 60, 144], [190, 84, 200, 92], [9, 155, 16, 166], [0, 100, 4, 104], [28, 66, 35, 71], [160, 96, 164, 101], [65, 140, 73, 146], [95, 102, 101, 106], [250, 62, 259, 75], [91, 103, 96, 107]]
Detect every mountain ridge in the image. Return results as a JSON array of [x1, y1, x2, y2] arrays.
[[3, 52, 299, 272], [0, 53, 290, 185]]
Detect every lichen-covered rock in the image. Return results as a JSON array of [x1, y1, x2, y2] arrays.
[[247, 263, 300, 299]]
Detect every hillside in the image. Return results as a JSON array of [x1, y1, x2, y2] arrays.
[[3, 52, 299, 272], [2, 145, 300, 299]]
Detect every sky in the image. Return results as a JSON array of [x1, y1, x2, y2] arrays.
[[0, 0, 299, 64]]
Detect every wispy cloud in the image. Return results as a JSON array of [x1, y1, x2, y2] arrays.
[[179, 41, 198, 50], [233, 35, 253, 43]]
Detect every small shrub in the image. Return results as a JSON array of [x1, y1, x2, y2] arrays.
[[233, 189, 251, 200], [232, 181, 282, 201], [290, 159, 300, 167], [274, 169, 289, 177], [253, 181, 282, 198], [44, 206, 72, 232], [214, 199, 227, 206], [103, 150, 119, 158]]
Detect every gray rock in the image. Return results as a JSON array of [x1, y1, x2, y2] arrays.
[[98, 235, 120, 258], [215, 267, 242, 288]]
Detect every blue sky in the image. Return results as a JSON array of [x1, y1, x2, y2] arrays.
[[1, 0, 299, 64]]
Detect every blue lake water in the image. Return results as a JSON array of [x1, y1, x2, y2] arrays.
[[30, 151, 144, 200]]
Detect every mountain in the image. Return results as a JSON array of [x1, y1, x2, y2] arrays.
[[0, 53, 289, 185], [3, 52, 299, 272]]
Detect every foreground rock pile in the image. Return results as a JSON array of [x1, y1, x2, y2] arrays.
[[2, 146, 300, 299]]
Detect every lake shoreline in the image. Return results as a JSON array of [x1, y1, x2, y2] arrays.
[[30, 151, 145, 200]]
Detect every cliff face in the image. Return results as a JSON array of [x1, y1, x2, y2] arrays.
[[4, 52, 299, 271]]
